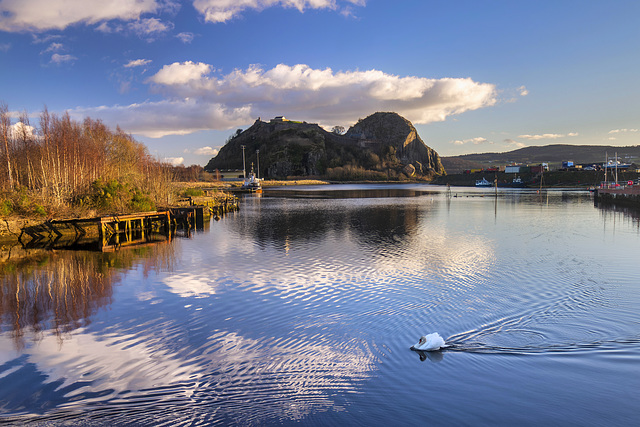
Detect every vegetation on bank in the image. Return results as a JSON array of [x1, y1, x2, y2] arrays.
[[0, 103, 224, 220], [0, 103, 177, 218]]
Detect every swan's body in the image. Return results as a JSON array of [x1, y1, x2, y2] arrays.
[[411, 332, 446, 351]]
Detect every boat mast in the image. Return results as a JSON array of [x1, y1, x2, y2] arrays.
[[256, 149, 260, 179], [241, 145, 246, 179]]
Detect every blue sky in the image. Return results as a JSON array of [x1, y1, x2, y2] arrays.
[[1, 0, 639, 166]]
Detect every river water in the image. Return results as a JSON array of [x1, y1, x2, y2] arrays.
[[1, 184, 639, 426]]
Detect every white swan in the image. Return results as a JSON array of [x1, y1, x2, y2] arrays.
[[411, 332, 446, 351]]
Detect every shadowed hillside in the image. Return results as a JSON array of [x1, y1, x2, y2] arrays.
[[442, 144, 640, 173], [205, 113, 445, 180]]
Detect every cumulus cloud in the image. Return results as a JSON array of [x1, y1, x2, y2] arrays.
[[164, 156, 184, 165], [193, 0, 365, 23], [9, 121, 37, 139], [0, 0, 165, 32], [193, 146, 219, 156], [124, 58, 152, 68], [138, 62, 497, 134], [69, 62, 497, 138], [518, 132, 578, 140], [50, 53, 77, 64], [518, 85, 529, 96], [176, 32, 194, 43], [148, 61, 212, 85]]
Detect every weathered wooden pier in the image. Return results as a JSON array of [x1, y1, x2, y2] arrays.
[[18, 200, 238, 252], [594, 187, 640, 207]]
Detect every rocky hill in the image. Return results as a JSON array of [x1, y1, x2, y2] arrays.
[[205, 113, 445, 180]]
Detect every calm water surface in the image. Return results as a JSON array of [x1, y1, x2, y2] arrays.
[[1, 184, 639, 426]]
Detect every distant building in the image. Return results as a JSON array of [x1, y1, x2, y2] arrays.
[[271, 116, 288, 123], [505, 165, 520, 174]]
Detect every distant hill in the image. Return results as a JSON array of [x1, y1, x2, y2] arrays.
[[442, 144, 640, 173], [205, 112, 445, 180]]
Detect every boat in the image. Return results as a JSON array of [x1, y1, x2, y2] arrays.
[[475, 177, 492, 187], [240, 163, 262, 193], [509, 176, 525, 188]]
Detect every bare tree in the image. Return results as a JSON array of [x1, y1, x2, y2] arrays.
[[0, 103, 13, 190]]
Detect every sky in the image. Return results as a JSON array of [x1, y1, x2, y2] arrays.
[[1, 0, 639, 166]]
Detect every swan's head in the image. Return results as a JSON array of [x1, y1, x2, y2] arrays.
[[411, 332, 446, 351]]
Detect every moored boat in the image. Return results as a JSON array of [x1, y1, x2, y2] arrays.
[[475, 177, 492, 187], [240, 163, 262, 193]]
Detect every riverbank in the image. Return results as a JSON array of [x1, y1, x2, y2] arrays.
[[0, 185, 239, 247], [433, 169, 640, 188]]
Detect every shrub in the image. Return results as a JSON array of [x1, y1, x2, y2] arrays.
[[129, 191, 155, 212], [34, 205, 47, 216], [182, 188, 204, 197], [0, 199, 13, 216]]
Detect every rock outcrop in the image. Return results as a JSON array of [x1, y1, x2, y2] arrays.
[[205, 112, 445, 179], [345, 112, 445, 176]]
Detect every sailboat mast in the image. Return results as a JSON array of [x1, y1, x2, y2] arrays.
[[241, 145, 246, 179]]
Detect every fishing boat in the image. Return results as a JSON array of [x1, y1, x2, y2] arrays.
[[475, 177, 492, 187], [240, 163, 262, 193]]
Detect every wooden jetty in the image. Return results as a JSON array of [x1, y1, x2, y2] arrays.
[[594, 186, 640, 207], [19, 205, 224, 252], [15, 192, 240, 252]]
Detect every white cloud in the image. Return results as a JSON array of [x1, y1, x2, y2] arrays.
[[9, 121, 36, 139], [148, 61, 212, 85], [504, 138, 526, 148], [41, 42, 64, 53], [176, 32, 194, 43], [450, 137, 489, 146], [69, 62, 497, 138], [165, 156, 184, 165], [125, 58, 152, 68], [143, 62, 497, 130], [0, 0, 164, 32], [608, 128, 638, 134], [518, 133, 577, 140], [70, 98, 252, 137], [193, 0, 365, 23], [127, 17, 173, 39], [30, 33, 62, 44], [50, 53, 77, 64], [193, 146, 219, 156], [95, 21, 116, 33], [518, 85, 529, 96]]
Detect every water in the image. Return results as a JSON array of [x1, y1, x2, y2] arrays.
[[1, 184, 639, 426]]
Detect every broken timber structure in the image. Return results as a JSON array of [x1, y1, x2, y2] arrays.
[[19, 206, 226, 252]]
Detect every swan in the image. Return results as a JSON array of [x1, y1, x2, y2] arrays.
[[411, 332, 446, 351]]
